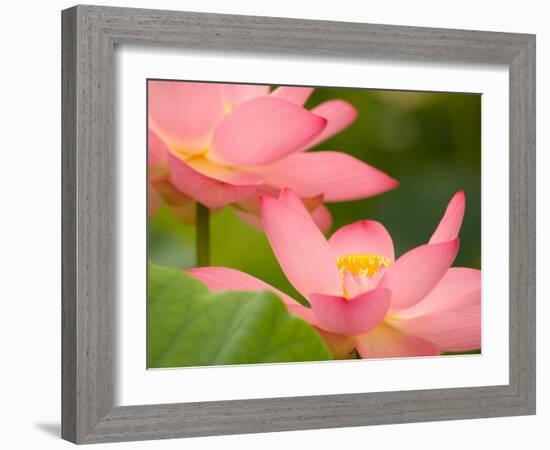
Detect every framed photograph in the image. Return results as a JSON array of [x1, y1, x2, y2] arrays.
[[61, 5, 536, 444]]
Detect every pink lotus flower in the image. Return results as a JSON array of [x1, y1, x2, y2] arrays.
[[147, 81, 398, 230], [189, 188, 481, 359]]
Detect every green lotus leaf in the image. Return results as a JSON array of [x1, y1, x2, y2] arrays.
[[147, 263, 331, 368]]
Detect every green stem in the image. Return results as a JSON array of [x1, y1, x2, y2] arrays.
[[196, 202, 210, 266]]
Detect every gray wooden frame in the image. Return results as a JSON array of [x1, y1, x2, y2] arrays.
[[61, 4, 536, 444]]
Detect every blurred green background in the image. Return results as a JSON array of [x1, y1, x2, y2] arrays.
[[149, 86, 481, 305]]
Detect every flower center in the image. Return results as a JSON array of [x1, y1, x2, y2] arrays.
[[336, 254, 391, 278], [336, 254, 391, 299]]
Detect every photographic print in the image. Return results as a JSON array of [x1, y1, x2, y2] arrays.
[[61, 8, 536, 441], [146, 80, 481, 369]]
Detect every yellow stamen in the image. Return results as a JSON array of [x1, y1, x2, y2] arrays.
[[223, 99, 238, 116], [170, 147, 208, 160], [336, 254, 391, 300], [336, 254, 391, 278]]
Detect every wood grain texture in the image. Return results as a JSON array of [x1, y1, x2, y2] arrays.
[[61, 4, 536, 444], [61, 7, 77, 443]]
